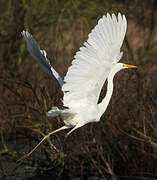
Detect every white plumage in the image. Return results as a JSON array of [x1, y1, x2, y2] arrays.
[[21, 12, 136, 157], [62, 13, 127, 108]]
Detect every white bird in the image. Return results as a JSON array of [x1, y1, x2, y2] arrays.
[[21, 12, 136, 157]]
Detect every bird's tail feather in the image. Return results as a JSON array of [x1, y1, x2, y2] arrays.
[[47, 107, 76, 119], [46, 107, 61, 117]]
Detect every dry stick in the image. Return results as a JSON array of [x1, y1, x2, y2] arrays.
[[132, 128, 157, 150], [18, 125, 69, 162]]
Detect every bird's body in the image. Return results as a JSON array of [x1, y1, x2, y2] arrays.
[[21, 12, 136, 157]]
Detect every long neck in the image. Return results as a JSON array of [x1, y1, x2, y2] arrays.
[[98, 69, 116, 119]]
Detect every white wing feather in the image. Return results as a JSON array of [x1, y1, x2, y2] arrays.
[[22, 31, 64, 86], [62, 13, 127, 108]]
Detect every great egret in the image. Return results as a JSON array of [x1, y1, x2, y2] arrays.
[[21, 13, 136, 157]]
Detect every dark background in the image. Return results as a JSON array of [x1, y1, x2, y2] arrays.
[[0, 0, 157, 179]]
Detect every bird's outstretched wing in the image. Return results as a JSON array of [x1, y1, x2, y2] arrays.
[[62, 13, 127, 108], [22, 31, 64, 86]]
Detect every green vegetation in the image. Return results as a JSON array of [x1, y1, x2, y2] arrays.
[[0, 0, 157, 179]]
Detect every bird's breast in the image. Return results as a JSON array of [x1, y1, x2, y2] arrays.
[[63, 103, 99, 127]]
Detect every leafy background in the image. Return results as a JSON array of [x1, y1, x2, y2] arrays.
[[0, 0, 157, 179]]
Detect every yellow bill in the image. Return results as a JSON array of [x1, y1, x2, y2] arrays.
[[125, 64, 137, 68]]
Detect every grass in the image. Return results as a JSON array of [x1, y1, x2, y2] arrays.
[[0, 0, 157, 179]]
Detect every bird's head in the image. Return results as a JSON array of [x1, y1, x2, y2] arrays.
[[120, 63, 137, 69], [109, 63, 137, 79], [116, 63, 137, 71]]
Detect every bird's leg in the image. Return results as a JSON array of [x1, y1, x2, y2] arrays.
[[65, 125, 80, 138], [18, 125, 69, 162]]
